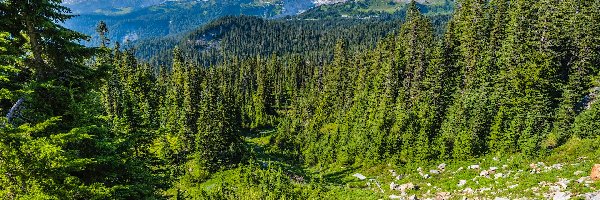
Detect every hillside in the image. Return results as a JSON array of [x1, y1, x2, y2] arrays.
[[62, 0, 452, 46], [299, 0, 452, 19], [63, 0, 165, 14], [130, 0, 453, 66], [2, 0, 600, 199], [63, 0, 290, 45]]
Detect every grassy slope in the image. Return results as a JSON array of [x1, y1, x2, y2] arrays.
[[198, 130, 600, 199]]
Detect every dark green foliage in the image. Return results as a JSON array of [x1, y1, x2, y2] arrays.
[[3, 0, 600, 198]]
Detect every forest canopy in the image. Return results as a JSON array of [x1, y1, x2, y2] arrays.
[[1, 0, 599, 199]]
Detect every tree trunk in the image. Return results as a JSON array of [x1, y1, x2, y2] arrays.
[[5, 97, 24, 125]]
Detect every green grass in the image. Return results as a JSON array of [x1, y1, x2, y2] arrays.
[[197, 131, 600, 199]]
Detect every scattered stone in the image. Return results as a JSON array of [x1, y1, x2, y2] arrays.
[[390, 182, 398, 191], [495, 197, 510, 200], [430, 170, 441, 175], [389, 169, 398, 177], [435, 192, 451, 200], [577, 176, 591, 184], [508, 184, 518, 189], [494, 173, 504, 179], [493, 157, 499, 161], [553, 191, 571, 200], [580, 191, 600, 199], [423, 174, 430, 179], [557, 178, 570, 189], [468, 165, 480, 170], [408, 195, 418, 200], [552, 164, 563, 170], [480, 170, 490, 177], [489, 167, 498, 172], [438, 163, 447, 171], [353, 173, 367, 180], [549, 185, 561, 192], [462, 188, 474, 194], [389, 194, 402, 199], [418, 167, 423, 172], [592, 164, 600, 181], [530, 163, 537, 169], [390, 182, 416, 192], [457, 180, 467, 187]]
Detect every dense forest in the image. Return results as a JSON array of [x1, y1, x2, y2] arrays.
[[64, 0, 284, 45], [130, 1, 453, 66], [1, 0, 600, 199]]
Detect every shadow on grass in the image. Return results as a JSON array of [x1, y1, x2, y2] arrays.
[[243, 128, 315, 183], [321, 166, 362, 185]]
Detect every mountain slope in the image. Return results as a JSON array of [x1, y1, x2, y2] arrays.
[[131, 1, 453, 66], [63, 0, 293, 45], [63, 0, 165, 14]]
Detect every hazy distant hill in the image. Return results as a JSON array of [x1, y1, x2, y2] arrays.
[[63, 0, 165, 14], [63, 0, 290, 45], [130, 0, 453, 66], [61, 0, 451, 46]]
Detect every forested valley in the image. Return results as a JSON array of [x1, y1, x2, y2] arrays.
[[1, 0, 600, 199]]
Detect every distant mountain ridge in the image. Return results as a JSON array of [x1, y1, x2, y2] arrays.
[[63, 0, 166, 14], [61, 0, 450, 46], [63, 0, 291, 45]]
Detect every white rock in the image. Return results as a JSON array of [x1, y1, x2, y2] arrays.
[[462, 188, 474, 194], [353, 173, 367, 180], [436, 192, 451, 200], [438, 163, 447, 171], [508, 184, 518, 189], [391, 182, 416, 192], [468, 165, 480, 170], [489, 167, 498, 172], [408, 195, 418, 200], [577, 176, 591, 183], [553, 191, 571, 200], [389, 194, 403, 199], [457, 180, 467, 187], [494, 173, 504, 179], [417, 167, 423, 172], [495, 198, 510, 200], [430, 170, 441, 175], [581, 191, 600, 200], [557, 178, 570, 189], [552, 164, 563, 170], [549, 185, 561, 192], [422, 174, 430, 179], [390, 182, 398, 191], [480, 170, 490, 177], [396, 175, 404, 180]]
